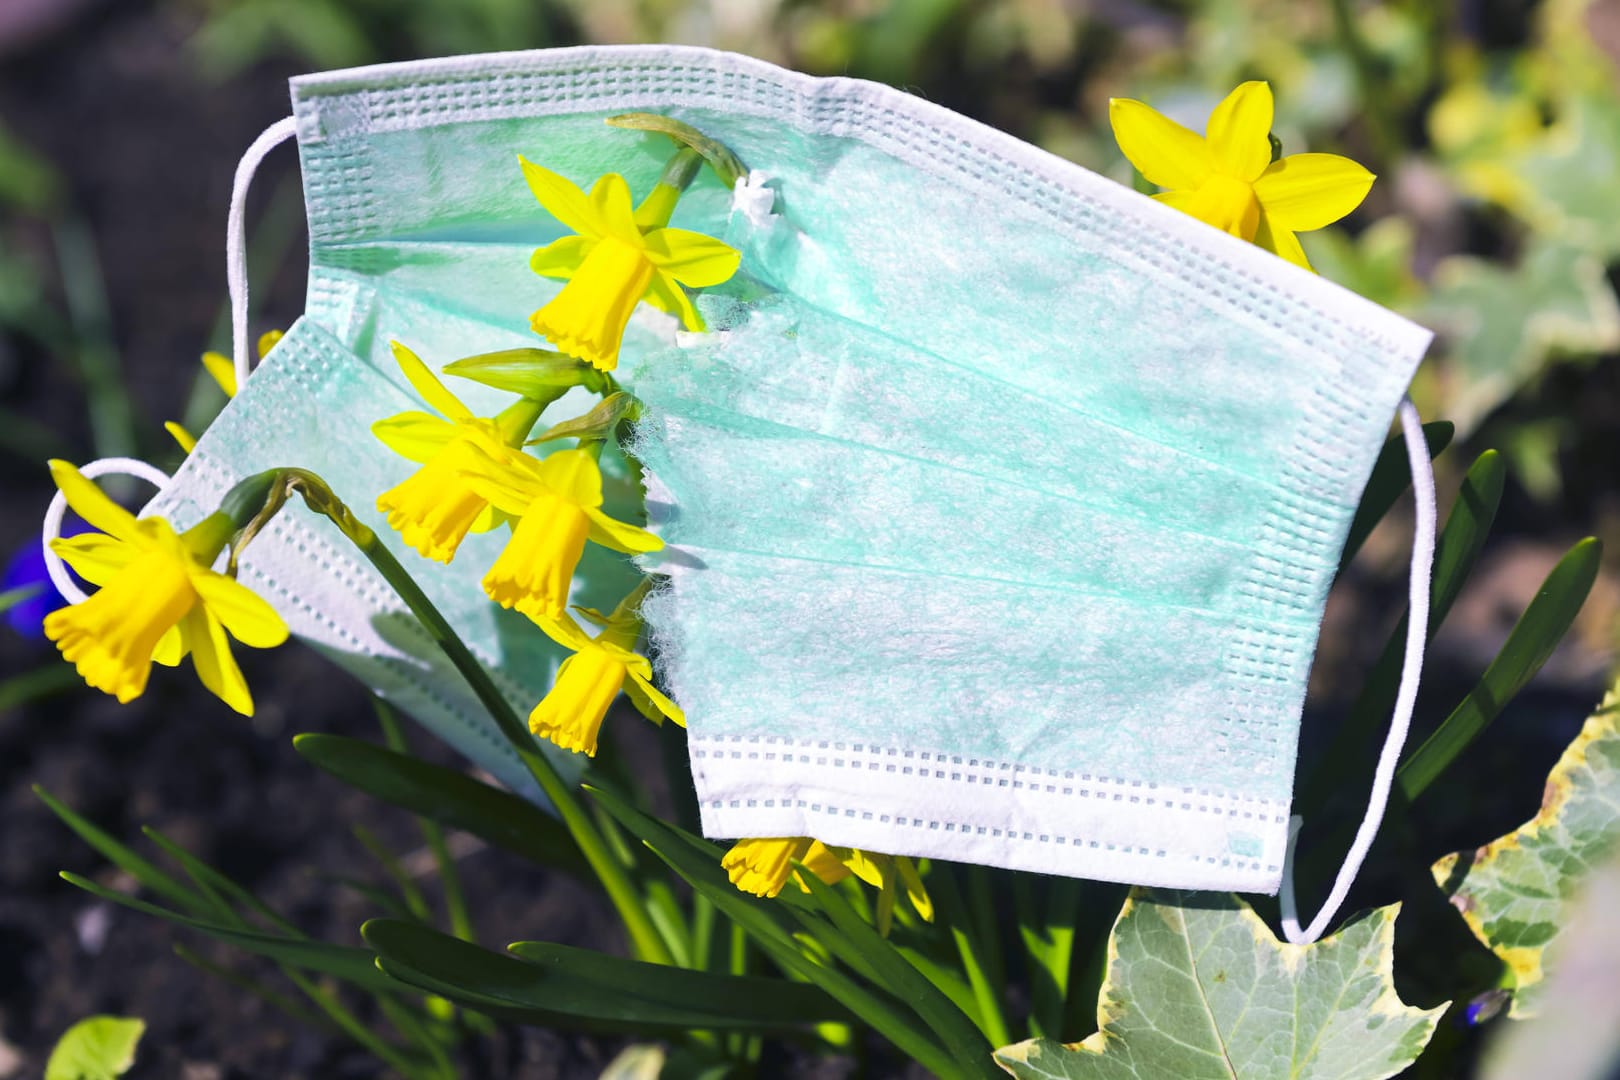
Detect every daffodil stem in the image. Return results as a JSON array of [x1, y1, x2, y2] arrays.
[[259, 468, 676, 967], [1328, 0, 1401, 169]]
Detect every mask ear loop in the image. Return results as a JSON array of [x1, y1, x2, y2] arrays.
[[41, 458, 173, 604], [1280, 395, 1437, 945], [228, 116, 298, 391]]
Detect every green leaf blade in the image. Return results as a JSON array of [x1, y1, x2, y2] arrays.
[[292, 733, 591, 882]]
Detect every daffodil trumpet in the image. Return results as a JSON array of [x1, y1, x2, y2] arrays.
[[458, 444, 662, 620], [525, 599, 683, 757], [523, 148, 742, 372], [1109, 81, 1375, 271], [42, 460, 289, 715]]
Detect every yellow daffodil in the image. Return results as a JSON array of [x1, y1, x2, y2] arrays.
[[522, 158, 741, 371], [722, 837, 932, 934], [42, 460, 288, 715], [1109, 81, 1375, 271], [166, 330, 281, 453], [458, 445, 662, 619], [372, 341, 543, 563], [525, 609, 684, 756]]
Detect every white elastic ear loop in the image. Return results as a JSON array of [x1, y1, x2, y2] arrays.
[[42, 458, 173, 604], [228, 116, 298, 391], [1280, 396, 1437, 945]]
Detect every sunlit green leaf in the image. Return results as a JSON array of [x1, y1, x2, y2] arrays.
[[44, 1016, 144, 1080], [994, 891, 1444, 1080]]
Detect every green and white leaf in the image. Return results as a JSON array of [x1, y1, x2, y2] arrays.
[[44, 1016, 145, 1080], [1416, 236, 1620, 436], [994, 890, 1443, 1080], [1431, 679, 1620, 1018]]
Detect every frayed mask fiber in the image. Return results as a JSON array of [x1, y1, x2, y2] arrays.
[[147, 47, 1427, 896]]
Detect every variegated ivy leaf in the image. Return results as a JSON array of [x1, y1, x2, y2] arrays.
[[1417, 236, 1620, 437], [994, 890, 1443, 1080], [1431, 679, 1620, 1018]]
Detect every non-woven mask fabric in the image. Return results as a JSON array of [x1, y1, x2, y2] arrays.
[[147, 46, 1429, 894]]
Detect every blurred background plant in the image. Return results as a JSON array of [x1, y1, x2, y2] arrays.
[[2, 0, 1619, 1077]]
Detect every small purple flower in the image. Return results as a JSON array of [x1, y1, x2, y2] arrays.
[[2, 523, 87, 638]]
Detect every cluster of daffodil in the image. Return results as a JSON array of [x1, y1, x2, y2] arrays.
[[365, 132, 932, 923]]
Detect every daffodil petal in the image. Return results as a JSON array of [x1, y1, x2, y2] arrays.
[[152, 623, 186, 667], [49, 460, 139, 541], [1252, 152, 1375, 232], [584, 507, 663, 554], [528, 611, 595, 653], [468, 503, 508, 534], [1205, 80, 1274, 182], [184, 607, 254, 716], [641, 229, 742, 288], [165, 421, 198, 454], [643, 270, 703, 331], [390, 341, 474, 423], [1255, 214, 1314, 271], [536, 449, 603, 507], [372, 411, 458, 463], [896, 857, 933, 922], [588, 174, 641, 243], [625, 667, 685, 726], [201, 351, 238, 397], [530, 234, 593, 280], [1108, 98, 1214, 190], [839, 847, 887, 889], [519, 156, 604, 239], [457, 449, 541, 517], [190, 571, 289, 649], [50, 534, 137, 588]]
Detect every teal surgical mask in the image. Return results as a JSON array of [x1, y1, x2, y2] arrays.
[[41, 48, 1434, 941]]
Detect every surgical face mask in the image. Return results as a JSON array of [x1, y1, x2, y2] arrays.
[[46, 47, 1434, 942]]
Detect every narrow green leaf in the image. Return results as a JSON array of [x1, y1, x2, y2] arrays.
[[1339, 420, 1454, 575], [59, 872, 402, 994], [140, 826, 301, 935], [292, 734, 591, 882], [34, 786, 210, 916], [0, 664, 82, 711], [795, 866, 997, 1076], [364, 919, 847, 1032], [1399, 536, 1603, 799], [45, 1016, 144, 1080], [584, 785, 963, 1079], [441, 348, 607, 398], [1301, 450, 1506, 816]]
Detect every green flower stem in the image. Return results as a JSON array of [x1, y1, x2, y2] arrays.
[[248, 468, 676, 967]]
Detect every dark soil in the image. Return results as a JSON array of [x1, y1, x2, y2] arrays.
[[0, 3, 1617, 1079]]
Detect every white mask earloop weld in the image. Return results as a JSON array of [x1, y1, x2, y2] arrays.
[[228, 116, 298, 392], [1280, 395, 1437, 945], [42, 457, 172, 605]]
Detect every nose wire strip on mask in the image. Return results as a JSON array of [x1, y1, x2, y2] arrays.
[[1280, 395, 1437, 945], [228, 116, 298, 391], [41, 458, 173, 604]]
